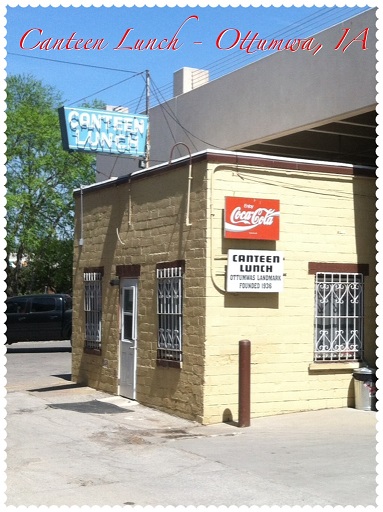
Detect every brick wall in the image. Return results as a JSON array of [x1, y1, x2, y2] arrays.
[[72, 156, 376, 425], [72, 161, 208, 421]]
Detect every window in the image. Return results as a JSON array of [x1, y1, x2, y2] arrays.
[[6, 297, 28, 314], [84, 271, 102, 350], [156, 264, 184, 365], [122, 286, 135, 341], [314, 273, 363, 361], [30, 297, 56, 312], [63, 296, 72, 311]]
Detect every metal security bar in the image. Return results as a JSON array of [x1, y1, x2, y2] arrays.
[[84, 272, 102, 350], [314, 273, 363, 361], [157, 266, 183, 362]]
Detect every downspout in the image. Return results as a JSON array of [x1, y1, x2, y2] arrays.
[[209, 165, 227, 294], [128, 178, 132, 227], [79, 185, 84, 247], [169, 143, 192, 227], [116, 179, 131, 245]]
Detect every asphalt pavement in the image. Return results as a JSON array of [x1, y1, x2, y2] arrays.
[[5, 342, 379, 507]]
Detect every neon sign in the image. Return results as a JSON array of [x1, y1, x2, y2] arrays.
[[58, 106, 148, 157]]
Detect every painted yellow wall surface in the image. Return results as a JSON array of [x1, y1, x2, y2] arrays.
[[202, 162, 376, 423]]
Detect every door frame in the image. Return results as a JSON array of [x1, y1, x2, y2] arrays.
[[118, 278, 138, 399]]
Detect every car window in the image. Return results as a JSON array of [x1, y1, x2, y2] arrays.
[[63, 297, 72, 311], [30, 297, 56, 313], [6, 298, 28, 314]]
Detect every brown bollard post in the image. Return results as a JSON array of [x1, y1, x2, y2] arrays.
[[238, 339, 251, 427]]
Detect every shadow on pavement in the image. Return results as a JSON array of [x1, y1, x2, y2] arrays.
[[48, 400, 134, 415], [28, 382, 85, 393], [52, 373, 73, 381], [6, 345, 71, 354]]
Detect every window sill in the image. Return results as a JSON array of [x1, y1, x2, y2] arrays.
[[309, 361, 363, 371], [156, 359, 182, 369], [84, 347, 102, 356]]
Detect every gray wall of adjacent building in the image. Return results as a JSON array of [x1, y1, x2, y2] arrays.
[[96, 9, 376, 181]]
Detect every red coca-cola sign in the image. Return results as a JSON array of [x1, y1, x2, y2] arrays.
[[224, 197, 280, 240]]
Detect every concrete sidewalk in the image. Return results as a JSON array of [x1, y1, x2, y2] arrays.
[[6, 376, 378, 507]]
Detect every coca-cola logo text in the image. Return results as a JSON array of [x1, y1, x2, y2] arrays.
[[230, 206, 278, 227]]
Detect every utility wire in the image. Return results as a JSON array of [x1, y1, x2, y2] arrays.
[[8, 6, 372, 112], [133, 75, 147, 114], [196, 6, 368, 78], [150, 75, 223, 152], [146, 5, 372, 157], [148, 79, 188, 152], [150, 78, 199, 150], [7, 51, 140, 75], [124, 6, 371, 112], [68, 71, 144, 106]]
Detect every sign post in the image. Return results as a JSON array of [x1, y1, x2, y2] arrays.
[[238, 339, 251, 427]]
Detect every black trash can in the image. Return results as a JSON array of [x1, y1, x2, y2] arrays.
[[353, 367, 377, 411]]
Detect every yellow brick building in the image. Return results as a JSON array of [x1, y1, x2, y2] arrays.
[[72, 150, 376, 424]]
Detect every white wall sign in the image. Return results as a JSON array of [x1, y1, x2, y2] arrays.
[[226, 249, 284, 293]]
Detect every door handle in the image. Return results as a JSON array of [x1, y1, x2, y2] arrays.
[[18, 317, 27, 322], [49, 315, 59, 319]]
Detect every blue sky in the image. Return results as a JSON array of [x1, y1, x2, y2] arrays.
[[6, 5, 372, 113]]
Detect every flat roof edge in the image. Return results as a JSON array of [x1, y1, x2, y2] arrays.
[[74, 149, 376, 195]]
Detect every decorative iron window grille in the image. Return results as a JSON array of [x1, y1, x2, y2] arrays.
[[157, 266, 183, 363], [314, 273, 364, 362], [84, 271, 102, 350]]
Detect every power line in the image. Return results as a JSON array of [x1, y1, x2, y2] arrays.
[[144, 6, 373, 156], [150, 76, 223, 152], [8, 51, 146, 107], [8, 6, 372, 112], [7, 51, 140, 75], [124, 6, 371, 112], [68, 72, 144, 106]]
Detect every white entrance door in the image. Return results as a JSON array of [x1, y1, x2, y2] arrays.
[[119, 279, 138, 399]]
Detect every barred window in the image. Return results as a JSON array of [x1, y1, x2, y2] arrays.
[[157, 265, 183, 364], [314, 273, 363, 362], [84, 271, 102, 350]]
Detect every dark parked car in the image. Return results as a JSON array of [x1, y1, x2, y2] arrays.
[[6, 294, 72, 344]]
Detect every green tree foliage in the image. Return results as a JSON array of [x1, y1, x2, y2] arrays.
[[6, 74, 98, 295]]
